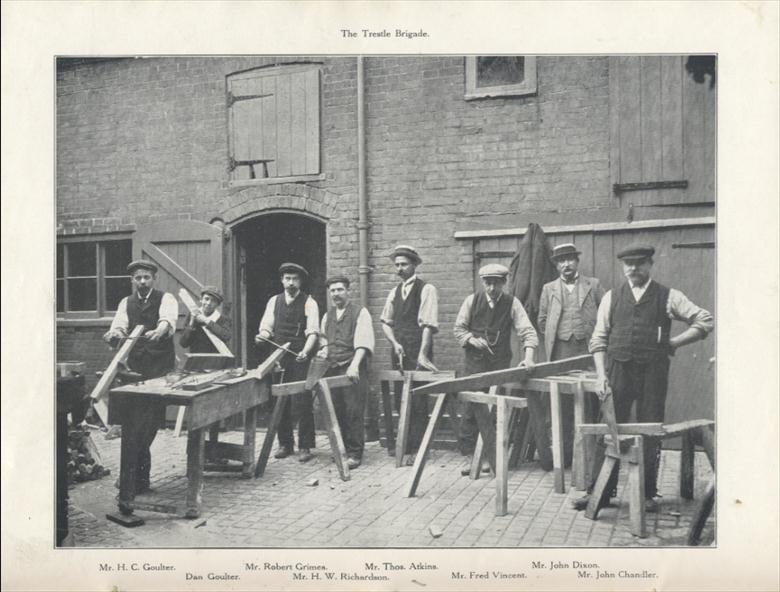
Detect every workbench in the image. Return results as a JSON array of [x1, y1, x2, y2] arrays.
[[107, 369, 271, 523]]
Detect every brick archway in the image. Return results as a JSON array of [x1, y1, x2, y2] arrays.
[[219, 183, 338, 225]]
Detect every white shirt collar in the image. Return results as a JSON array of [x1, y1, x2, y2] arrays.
[[630, 277, 653, 300], [203, 309, 221, 322], [284, 290, 301, 304]]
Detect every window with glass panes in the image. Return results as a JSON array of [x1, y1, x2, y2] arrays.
[[57, 239, 132, 315]]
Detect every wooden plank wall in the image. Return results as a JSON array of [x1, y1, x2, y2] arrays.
[[474, 224, 715, 422]]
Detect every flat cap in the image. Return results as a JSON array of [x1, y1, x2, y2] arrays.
[[127, 259, 158, 274], [479, 263, 510, 279], [617, 244, 655, 261], [278, 262, 308, 278], [201, 285, 224, 303], [551, 243, 581, 261], [390, 244, 422, 264], [325, 275, 350, 287]]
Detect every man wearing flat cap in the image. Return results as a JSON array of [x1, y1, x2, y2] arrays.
[[316, 275, 375, 469], [454, 263, 539, 456], [538, 243, 605, 468], [255, 263, 320, 463], [380, 245, 439, 464], [573, 244, 714, 512], [179, 286, 232, 354], [102, 259, 179, 498]]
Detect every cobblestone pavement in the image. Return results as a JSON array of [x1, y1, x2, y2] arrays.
[[68, 428, 715, 548]]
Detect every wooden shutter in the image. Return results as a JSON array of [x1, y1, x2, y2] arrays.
[[228, 66, 320, 181], [610, 56, 716, 205]]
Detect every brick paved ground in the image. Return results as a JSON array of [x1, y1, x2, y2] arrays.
[[68, 427, 714, 548]]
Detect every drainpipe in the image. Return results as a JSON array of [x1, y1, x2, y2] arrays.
[[357, 55, 370, 307]]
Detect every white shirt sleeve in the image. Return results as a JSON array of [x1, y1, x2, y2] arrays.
[[453, 294, 475, 347], [353, 308, 375, 354], [258, 295, 278, 336], [158, 292, 179, 336], [304, 296, 320, 337], [418, 283, 439, 332], [380, 287, 397, 325], [109, 297, 129, 334]]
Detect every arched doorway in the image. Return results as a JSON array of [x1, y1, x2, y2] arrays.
[[232, 212, 327, 368]]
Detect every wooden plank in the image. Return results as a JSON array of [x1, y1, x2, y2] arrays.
[[272, 374, 353, 397], [182, 353, 235, 371], [608, 56, 621, 200], [261, 76, 278, 178], [585, 455, 618, 520], [184, 428, 205, 519], [395, 374, 413, 465], [661, 419, 715, 436], [290, 71, 307, 175], [549, 381, 565, 493], [245, 346, 287, 381], [661, 56, 685, 205], [242, 406, 258, 478], [627, 437, 647, 538], [254, 395, 287, 478], [578, 422, 665, 436], [412, 355, 593, 396], [469, 435, 486, 480], [495, 396, 509, 516], [617, 56, 642, 188], [683, 63, 707, 203], [640, 56, 663, 204], [275, 73, 292, 177], [572, 381, 587, 490], [305, 68, 320, 174], [473, 403, 497, 475], [89, 324, 145, 425], [405, 393, 449, 497], [374, 370, 455, 383], [680, 429, 695, 500], [380, 380, 396, 456], [173, 406, 187, 438], [687, 477, 715, 545], [140, 242, 202, 297], [316, 379, 350, 482], [178, 288, 234, 356], [188, 379, 266, 430]]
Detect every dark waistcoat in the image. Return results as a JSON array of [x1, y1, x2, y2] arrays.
[[126, 289, 175, 376], [607, 281, 671, 363], [467, 291, 513, 363], [274, 292, 308, 350], [392, 278, 427, 359], [325, 302, 361, 365], [557, 282, 586, 340]]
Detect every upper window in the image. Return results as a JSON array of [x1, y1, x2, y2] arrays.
[[465, 56, 537, 100], [227, 65, 321, 184], [57, 238, 132, 316]]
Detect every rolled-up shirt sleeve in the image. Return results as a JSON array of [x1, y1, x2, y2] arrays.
[[511, 297, 539, 350], [158, 292, 179, 336], [589, 290, 612, 354], [380, 288, 397, 326], [258, 295, 277, 336], [354, 308, 375, 354], [109, 297, 130, 334], [453, 294, 475, 347], [304, 296, 320, 336], [667, 289, 714, 336], [418, 283, 439, 332]]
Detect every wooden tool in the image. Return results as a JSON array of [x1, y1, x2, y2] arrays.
[[89, 325, 145, 425]]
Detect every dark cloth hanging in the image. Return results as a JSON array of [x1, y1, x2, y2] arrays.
[[508, 222, 557, 330]]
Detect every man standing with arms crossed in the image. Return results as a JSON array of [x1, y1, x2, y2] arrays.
[[316, 275, 375, 470], [255, 263, 320, 463], [380, 245, 439, 465], [102, 260, 178, 505], [453, 264, 539, 459], [538, 243, 605, 468], [573, 244, 713, 512]]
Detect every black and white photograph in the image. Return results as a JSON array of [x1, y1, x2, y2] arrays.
[[2, 2, 779, 591]]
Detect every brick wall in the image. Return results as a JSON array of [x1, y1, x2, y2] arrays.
[[57, 55, 611, 378]]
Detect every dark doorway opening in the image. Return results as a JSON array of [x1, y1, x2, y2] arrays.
[[234, 213, 327, 368]]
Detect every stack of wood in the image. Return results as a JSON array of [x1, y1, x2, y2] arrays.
[[67, 427, 110, 485]]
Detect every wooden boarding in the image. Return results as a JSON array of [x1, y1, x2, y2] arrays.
[[107, 348, 284, 524], [255, 373, 356, 481], [375, 370, 456, 463], [183, 353, 235, 371], [90, 325, 144, 425], [411, 355, 592, 396], [470, 386, 499, 480]]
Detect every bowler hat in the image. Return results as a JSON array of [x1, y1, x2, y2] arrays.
[[478, 263, 510, 279], [278, 262, 309, 278], [127, 259, 158, 274], [617, 244, 655, 261], [551, 243, 581, 261], [390, 244, 422, 264], [201, 285, 224, 303], [325, 275, 350, 288]]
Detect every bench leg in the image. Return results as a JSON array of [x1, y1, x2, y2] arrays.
[[380, 381, 396, 456], [406, 393, 449, 497], [395, 375, 413, 466], [687, 477, 715, 545], [585, 454, 618, 520], [185, 428, 205, 519], [680, 429, 695, 500], [254, 394, 287, 478], [241, 406, 257, 478], [549, 382, 565, 493], [495, 396, 510, 516], [469, 434, 486, 480], [316, 380, 350, 482], [627, 436, 647, 538], [473, 401, 497, 476], [572, 382, 586, 490]]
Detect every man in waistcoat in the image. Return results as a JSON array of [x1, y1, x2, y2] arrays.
[[453, 264, 539, 457], [380, 245, 439, 465], [179, 285, 232, 354], [538, 243, 605, 468], [572, 244, 714, 512], [255, 263, 320, 463], [316, 275, 375, 469], [102, 259, 178, 502]]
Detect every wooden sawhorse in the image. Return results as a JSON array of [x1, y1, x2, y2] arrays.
[[255, 374, 355, 481], [376, 370, 455, 466], [579, 419, 715, 538]]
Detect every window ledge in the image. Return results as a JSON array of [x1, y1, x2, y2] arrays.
[[57, 317, 114, 327], [229, 174, 325, 188]]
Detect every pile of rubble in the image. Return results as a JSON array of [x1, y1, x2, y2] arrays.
[[67, 427, 110, 485]]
